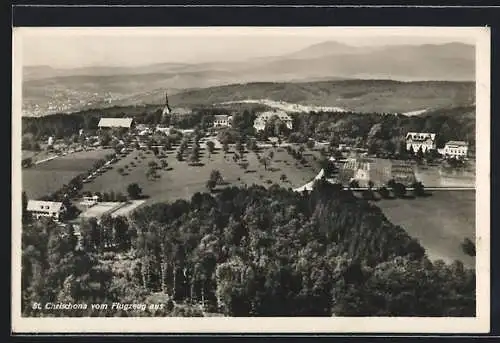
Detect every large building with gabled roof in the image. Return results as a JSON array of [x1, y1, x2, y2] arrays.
[[27, 200, 66, 221]]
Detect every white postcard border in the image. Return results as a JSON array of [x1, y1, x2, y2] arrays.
[[11, 26, 491, 334]]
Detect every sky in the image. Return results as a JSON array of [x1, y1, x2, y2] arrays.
[[16, 27, 480, 69]]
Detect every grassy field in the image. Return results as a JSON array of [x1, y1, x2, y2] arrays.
[[22, 149, 114, 199], [373, 190, 476, 268], [81, 144, 320, 206]]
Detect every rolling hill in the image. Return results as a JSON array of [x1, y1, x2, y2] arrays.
[[165, 80, 475, 114], [21, 41, 475, 116]]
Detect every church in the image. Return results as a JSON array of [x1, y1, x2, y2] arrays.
[[162, 92, 172, 117]]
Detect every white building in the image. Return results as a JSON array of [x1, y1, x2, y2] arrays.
[[405, 132, 436, 153], [253, 110, 293, 132], [80, 195, 100, 208], [98, 118, 134, 129], [27, 200, 66, 221], [155, 125, 172, 135], [212, 115, 232, 128], [441, 141, 468, 158]]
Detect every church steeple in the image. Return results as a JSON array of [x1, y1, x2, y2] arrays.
[[162, 91, 171, 115]]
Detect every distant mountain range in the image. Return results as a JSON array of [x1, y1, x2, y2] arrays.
[[22, 41, 475, 116]]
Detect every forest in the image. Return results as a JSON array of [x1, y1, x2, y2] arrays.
[[21, 180, 475, 317]]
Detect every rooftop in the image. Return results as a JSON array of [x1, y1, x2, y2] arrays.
[[79, 202, 125, 219], [445, 140, 468, 147], [98, 118, 134, 128], [406, 132, 436, 141], [255, 110, 292, 122], [27, 200, 64, 213], [214, 115, 230, 121]]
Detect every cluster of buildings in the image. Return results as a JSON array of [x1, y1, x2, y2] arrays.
[[405, 131, 469, 159], [209, 110, 293, 132]]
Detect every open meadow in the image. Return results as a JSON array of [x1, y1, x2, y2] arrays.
[[22, 148, 114, 199], [81, 144, 321, 206], [373, 190, 476, 268]]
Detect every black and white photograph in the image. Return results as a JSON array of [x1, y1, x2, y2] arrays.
[[11, 26, 490, 333]]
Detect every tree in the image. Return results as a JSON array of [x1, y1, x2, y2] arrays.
[[411, 181, 425, 197], [127, 183, 142, 199], [99, 131, 112, 146], [189, 149, 200, 165], [161, 159, 168, 170], [206, 141, 215, 156], [268, 150, 274, 160], [236, 140, 245, 155], [280, 174, 288, 183], [22, 157, 33, 168], [176, 150, 184, 161], [416, 146, 424, 162], [367, 180, 374, 190], [349, 179, 360, 189], [209, 169, 223, 185], [392, 182, 407, 198], [222, 142, 230, 155], [146, 168, 156, 181], [148, 161, 158, 170], [117, 167, 124, 175], [378, 186, 390, 199], [246, 139, 257, 152], [206, 179, 216, 192], [259, 156, 270, 171], [240, 162, 249, 172], [306, 140, 315, 150], [461, 238, 476, 257], [22, 191, 30, 222]]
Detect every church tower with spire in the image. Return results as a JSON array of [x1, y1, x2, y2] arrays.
[[162, 91, 172, 116]]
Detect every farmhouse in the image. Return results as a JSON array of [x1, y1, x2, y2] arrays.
[[98, 118, 134, 129], [405, 132, 436, 153], [27, 200, 66, 221], [212, 115, 232, 128], [441, 141, 468, 158], [253, 110, 293, 132]]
